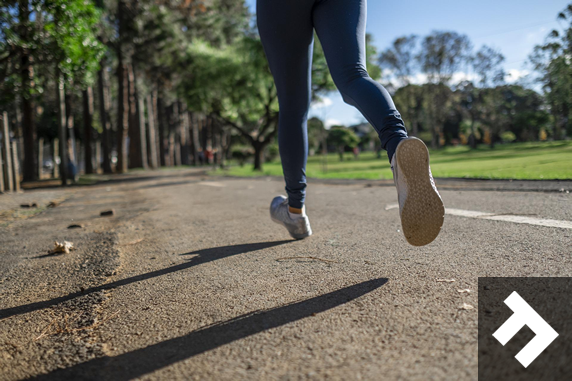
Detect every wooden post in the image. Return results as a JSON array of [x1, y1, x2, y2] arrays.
[[38, 137, 44, 180], [11, 141, 20, 191], [52, 138, 59, 178], [2, 112, 13, 191]]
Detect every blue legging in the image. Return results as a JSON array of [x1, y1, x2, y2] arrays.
[[257, 0, 408, 209]]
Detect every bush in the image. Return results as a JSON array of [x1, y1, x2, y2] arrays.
[[265, 143, 279, 162], [500, 131, 516, 143], [231, 146, 253, 167]]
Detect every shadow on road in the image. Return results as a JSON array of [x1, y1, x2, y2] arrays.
[[31, 278, 388, 380], [0, 240, 291, 320]]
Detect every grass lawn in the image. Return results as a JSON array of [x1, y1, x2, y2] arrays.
[[212, 141, 572, 180]]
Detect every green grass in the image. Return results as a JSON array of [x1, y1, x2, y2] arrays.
[[213, 141, 572, 180]]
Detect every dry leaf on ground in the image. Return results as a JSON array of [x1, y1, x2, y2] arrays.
[[51, 241, 75, 254]]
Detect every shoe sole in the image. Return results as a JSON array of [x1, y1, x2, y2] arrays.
[[270, 215, 312, 239], [270, 216, 312, 240], [395, 138, 445, 246]]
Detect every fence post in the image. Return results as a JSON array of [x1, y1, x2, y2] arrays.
[[2, 112, 13, 192], [11, 141, 20, 192]]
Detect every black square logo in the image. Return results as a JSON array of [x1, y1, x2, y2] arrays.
[[478, 277, 572, 380]]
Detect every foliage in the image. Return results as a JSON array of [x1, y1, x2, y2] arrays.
[[215, 141, 572, 181], [45, 0, 105, 85], [529, 3, 572, 139], [327, 126, 360, 161], [307, 116, 326, 154]]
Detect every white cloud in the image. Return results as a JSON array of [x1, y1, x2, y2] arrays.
[[324, 118, 342, 129], [405, 73, 428, 85], [506, 69, 530, 83], [311, 97, 333, 109], [390, 72, 477, 86], [451, 72, 478, 83]]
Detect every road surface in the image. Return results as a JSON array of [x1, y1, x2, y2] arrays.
[[1, 169, 571, 380]]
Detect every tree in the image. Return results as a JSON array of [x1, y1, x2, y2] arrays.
[[1, 0, 39, 181], [307, 117, 326, 155], [327, 126, 359, 161], [417, 31, 472, 148], [379, 35, 421, 136], [183, 34, 335, 171], [1, 0, 104, 182], [529, 4, 572, 140]]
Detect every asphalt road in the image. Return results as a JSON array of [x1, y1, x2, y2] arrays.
[[1, 169, 571, 380]]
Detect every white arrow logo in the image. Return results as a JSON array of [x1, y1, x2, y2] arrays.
[[492, 291, 559, 368]]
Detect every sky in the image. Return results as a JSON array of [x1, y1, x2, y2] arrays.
[[245, 0, 569, 127]]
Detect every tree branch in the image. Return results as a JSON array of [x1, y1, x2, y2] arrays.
[[260, 113, 279, 144], [211, 112, 253, 143]]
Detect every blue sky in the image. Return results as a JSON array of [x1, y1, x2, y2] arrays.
[[245, 0, 569, 126]]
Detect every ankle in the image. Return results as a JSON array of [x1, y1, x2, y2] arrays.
[[288, 206, 303, 214]]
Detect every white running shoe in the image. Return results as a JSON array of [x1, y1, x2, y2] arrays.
[[391, 137, 445, 246], [270, 195, 312, 240]]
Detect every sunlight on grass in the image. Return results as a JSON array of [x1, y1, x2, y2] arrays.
[[213, 141, 572, 180]]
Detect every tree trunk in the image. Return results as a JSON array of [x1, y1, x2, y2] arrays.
[[253, 142, 264, 171], [469, 118, 477, 149], [21, 57, 36, 182], [168, 132, 175, 167], [97, 66, 113, 173], [128, 64, 145, 168], [56, 75, 68, 185], [115, 0, 129, 173], [19, 0, 36, 182], [83, 87, 94, 174], [180, 107, 190, 165], [220, 128, 230, 169], [171, 102, 181, 166], [2, 112, 13, 191], [95, 140, 101, 173], [146, 95, 158, 168], [116, 62, 129, 173], [0, 143, 4, 192], [11, 141, 21, 191], [191, 112, 200, 165], [137, 96, 148, 169], [65, 92, 76, 164], [52, 138, 59, 178], [157, 95, 167, 166], [37, 137, 44, 179]]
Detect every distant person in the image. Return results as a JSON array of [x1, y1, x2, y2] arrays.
[[353, 146, 360, 160], [261, 0, 445, 246]]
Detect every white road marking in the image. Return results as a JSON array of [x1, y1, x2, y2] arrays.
[[385, 203, 399, 211], [385, 204, 572, 229], [198, 181, 225, 187]]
